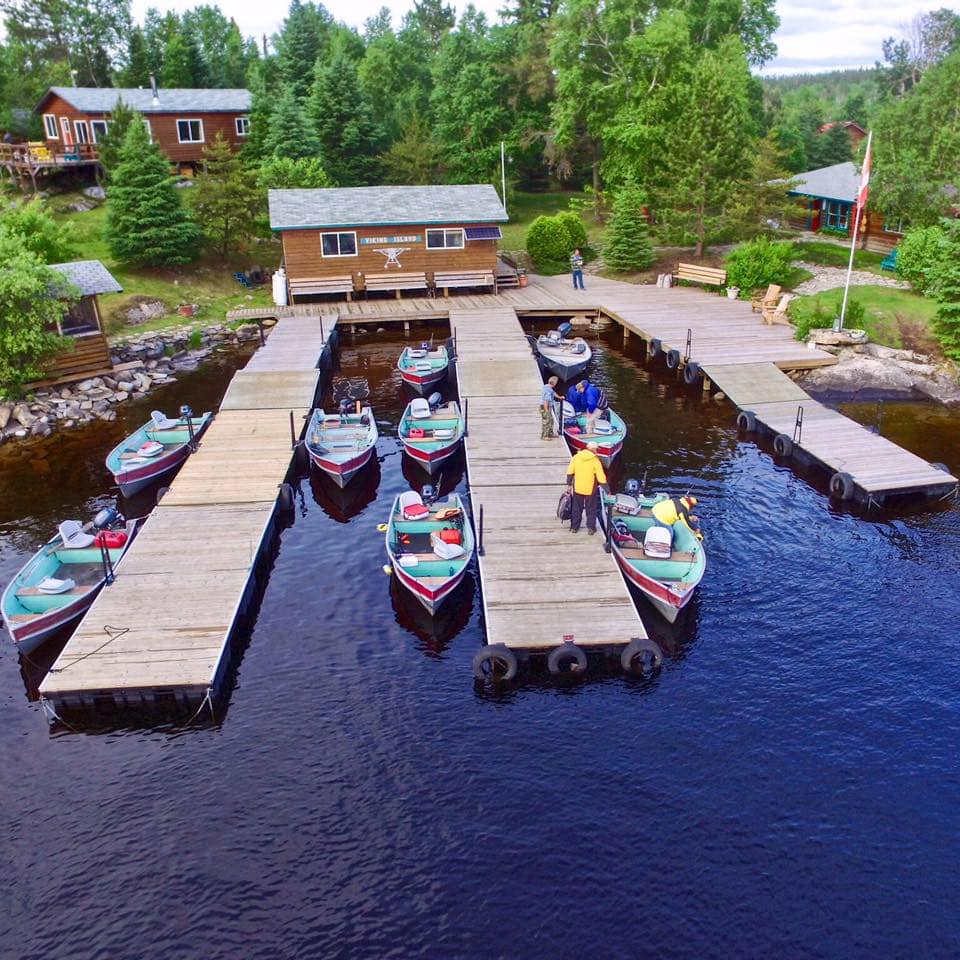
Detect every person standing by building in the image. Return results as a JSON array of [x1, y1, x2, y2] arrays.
[[540, 376, 562, 439], [565, 442, 607, 534], [570, 248, 585, 290]]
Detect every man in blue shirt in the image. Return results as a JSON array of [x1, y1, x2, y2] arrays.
[[540, 376, 561, 439]]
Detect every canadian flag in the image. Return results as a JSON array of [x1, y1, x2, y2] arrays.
[[856, 132, 873, 210]]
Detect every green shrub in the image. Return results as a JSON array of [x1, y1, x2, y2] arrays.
[[725, 237, 796, 295], [525, 215, 571, 273], [790, 294, 864, 342], [896, 225, 946, 295], [932, 219, 960, 360], [556, 210, 588, 251]]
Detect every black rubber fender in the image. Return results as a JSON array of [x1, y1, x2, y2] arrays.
[[665, 348, 681, 370], [736, 409, 757, 432], [931, 461, 950, 474], [279, 482, 295, 512], [683, 361, 702, 385], [773, 433, 794, 457], [547, 641, 587, 676], [472, 644, 518, 681], [649, 338, 662, 358], [621, 637, 663, 675], [829, 471, 855, 501]]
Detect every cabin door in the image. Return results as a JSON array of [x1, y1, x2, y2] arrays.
[[59, 117, 73, 146]]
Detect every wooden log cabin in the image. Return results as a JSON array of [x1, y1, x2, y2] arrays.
[[268, 184, 509, 301], [2, 82, 251, 187], [42, 260, 122, 383]]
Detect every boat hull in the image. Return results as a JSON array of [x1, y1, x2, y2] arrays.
[[3, 588, 102, 654], [392, 560, 466, 614], [612, 550, 691, 623], [114, 446, 191, 496], [401, 439, 459, 474], [565, 430, 624, 466], [399, 367, 447, 394], [539, 355, 591, 381], [308, 444, 375, 488]]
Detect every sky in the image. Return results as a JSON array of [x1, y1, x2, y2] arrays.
[[131, 0, 940, 75]]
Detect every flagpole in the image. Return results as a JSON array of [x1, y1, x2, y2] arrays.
[[839, 130, 872, 331]]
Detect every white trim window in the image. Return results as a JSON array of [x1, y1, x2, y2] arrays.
[[176, 119, 204, 143], [73, 120, 90, 144], [882, 215, 908, 235], [91, 120, 109, 143], [320, 231, 358, 257], [43, 114, 58, 139], [235, 116, 250, 136], [426, 228, 465, 250], [143, 119, 152, 143]]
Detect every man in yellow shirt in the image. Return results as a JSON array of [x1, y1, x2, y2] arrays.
[[565, 442, 607, 534]]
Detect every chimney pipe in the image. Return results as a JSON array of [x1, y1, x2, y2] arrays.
[[149, 74, 159, 106]]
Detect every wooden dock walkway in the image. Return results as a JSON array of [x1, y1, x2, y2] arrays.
[[39, 312, 335, 713], [453, 307, 646, 654]]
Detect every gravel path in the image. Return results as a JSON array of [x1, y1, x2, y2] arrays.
[[793, 262, 910, 296]]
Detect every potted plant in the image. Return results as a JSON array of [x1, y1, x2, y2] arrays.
[[178, 303, 198, 317], [726, 286, 740, 300], [517, 269, 528, 288]]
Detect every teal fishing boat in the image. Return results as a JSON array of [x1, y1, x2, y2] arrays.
[[398, 397, 464, 474], [602, 485, 707, 622], [397, 343, 449, 394], [559, 402, 628, 466], [385, 491, 474, 614]]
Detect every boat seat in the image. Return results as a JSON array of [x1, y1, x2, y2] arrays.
[[398, 491, 430, 520], [617, 546, 697, 563], [58, 520, 94, 549], [410, 398, 431, 419], [151, 410, 180, 430], [16, 584, 93, 597]]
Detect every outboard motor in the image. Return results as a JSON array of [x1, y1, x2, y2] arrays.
[[420, 341, 431, 352], [93, 506, 121, 530], [546, 330, 561, 344], [572, 340, 586, 354], [624, 478, 641, 498], [558, 321, 573, 340], [338, 397, 353, 417], [421, 484, 437, 506], [426, 391, 443, 410], [180, 404, 196, 450]]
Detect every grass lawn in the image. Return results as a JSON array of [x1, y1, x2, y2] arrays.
[[49, 194, 277, 338], [788, 284, 939, 351], [500, 190, 606, 254], [792, 239, 886, 274]]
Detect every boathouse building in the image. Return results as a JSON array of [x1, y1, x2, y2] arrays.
[[268, 184, 509, 301]]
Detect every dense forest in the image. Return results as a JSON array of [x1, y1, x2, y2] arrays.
[[1, 0, 958, 238]]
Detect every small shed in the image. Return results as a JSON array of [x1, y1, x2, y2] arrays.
[[268, 184, 509, 301], [45, 260, 122, 381]]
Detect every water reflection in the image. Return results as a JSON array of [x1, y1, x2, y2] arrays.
[[307, 456, 382, 524], [389, 572, 476, 658]]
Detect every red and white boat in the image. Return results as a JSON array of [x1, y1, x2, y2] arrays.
[[105, 409, 212, 496], [557, 401, 627, 466], [397, 344, 449, 394], [398, 397, 464, 475], [305, 405, 379, 488]]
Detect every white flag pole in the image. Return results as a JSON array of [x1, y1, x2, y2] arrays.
[[839, 130, 872, 331]]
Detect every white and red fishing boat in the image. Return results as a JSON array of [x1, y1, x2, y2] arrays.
[[106, 409, 211, 496], [1, 510, 139, 654], [398, 396, 464, 475], [557, 401, 627, 466], [385, 491, 474, 614], [397, 343, 449, 394], [306, 404, 379, 488]]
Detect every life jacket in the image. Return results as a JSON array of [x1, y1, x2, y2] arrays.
[[651, 497, 695, 527]]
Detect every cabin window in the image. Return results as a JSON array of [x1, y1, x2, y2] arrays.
[[43, 114, 58, 139], [822, 201, 850, 232], [74, 120, 90, 144], [91, 120, 109, 143], [320, 232, 357, 257], [882, 215, 907, 235], [60, 298, 100, 336], [143, 119, 152, 142], [426, 228, 465, 250], [235, 116, 250, 136], [177, 119, 204, 143]]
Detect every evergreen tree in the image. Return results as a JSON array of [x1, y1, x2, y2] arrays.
[[105, 120, 200, 266], [309, 52, 382, 185], [932, 219, 960, 360], [728, 131, 799, 236], [161, 30, 194, 87], [244, 58, 280, 161], [410, 0, 455, 50], [119, 26, 150, 87], [96, 98, 138, 177], [380, 111, 443, 184], [277, 0, 332, 100], [193, 134, 260, 258], [812, 123, 853, 167], [258, 156, 333, 189], [603, 183, 653, 272], [265, 84, 321, 160]]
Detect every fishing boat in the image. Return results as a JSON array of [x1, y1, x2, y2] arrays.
[[557, 401, 627, 466], [602, 485, 706, 623], [305, 404, 379, 488], [397, 343, 449, 394], [535, 322, 592, 381], [398, 396, 464, 475], [105, 409, 212, 496], [1, 510, 139, 654], [385, 490, 474, 614]]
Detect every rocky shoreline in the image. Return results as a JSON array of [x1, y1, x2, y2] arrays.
[[0, 320, 268, 444]]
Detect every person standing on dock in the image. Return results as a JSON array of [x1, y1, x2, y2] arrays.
[[570, 249, 585, 290], [541, 376, 562, 439], [565, 442, 607, 534]]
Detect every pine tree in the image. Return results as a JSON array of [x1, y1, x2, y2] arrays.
[[97, 98, 138, 178], [105, 120, 200, 266], [278, 0, 329, 100], [932, 219, 960, 360], [265, 84, 321, 160], [193, 134, 260, 258], [161, 31, 194, 87], [258, 156, 333, 190], [604, 183, 654, 272], [380, 111, 443, 184], [309, 52, 383, 185], [119, 26, 150, 87]]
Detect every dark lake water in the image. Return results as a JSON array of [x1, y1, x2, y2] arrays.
[[3, 324, 960, 959]]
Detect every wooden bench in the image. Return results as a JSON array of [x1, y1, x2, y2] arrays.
[[288, 276, 353, 302], [674, 262, 727, 291], [363, 272, 429, 299], [433, 269, 496, 296]]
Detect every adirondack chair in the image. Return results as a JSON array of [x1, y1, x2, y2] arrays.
[[750, 284, 781, 313], [881, 248, 898, 272], [762, 294, 793, 326]]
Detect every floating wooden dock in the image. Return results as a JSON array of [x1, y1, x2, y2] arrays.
[[38, 313, 334, 713], [453, 307, 647, 660]]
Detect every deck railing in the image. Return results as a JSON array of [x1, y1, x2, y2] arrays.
[[0, 141, 99, 167]]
